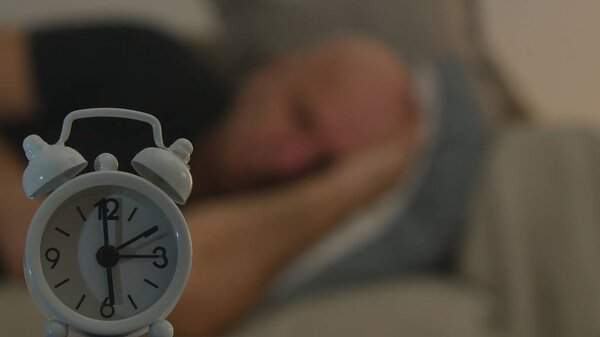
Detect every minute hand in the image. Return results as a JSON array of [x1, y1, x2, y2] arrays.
[[118, 254, 160, 258], [117, 226, 159, 250]]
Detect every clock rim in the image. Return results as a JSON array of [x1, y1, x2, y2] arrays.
[[24, 170, 192, 336]]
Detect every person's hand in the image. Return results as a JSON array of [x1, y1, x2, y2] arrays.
[[297, 120, 421, 224]]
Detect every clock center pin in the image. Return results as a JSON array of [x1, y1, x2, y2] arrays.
[[96, 245, 119, 268]]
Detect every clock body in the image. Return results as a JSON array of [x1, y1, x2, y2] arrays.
[[24, 170, 192, 337]]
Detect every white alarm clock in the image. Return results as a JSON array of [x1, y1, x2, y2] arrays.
[[22, 108, 193, 337]]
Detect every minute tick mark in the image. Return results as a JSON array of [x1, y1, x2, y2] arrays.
[[76, 294, 86, 310], [54, 227, 70, 237], [54, 278, 70, 289], [127, 207, 138, 222], [128, 294, 138, 310], [76, 206, 86, 221], [144, 278, 159, 289]]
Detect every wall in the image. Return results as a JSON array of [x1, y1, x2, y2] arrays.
[[0, 0, 220, 41], [480, 0, 600, 128]]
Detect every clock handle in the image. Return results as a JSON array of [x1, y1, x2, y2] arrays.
[[56, 108, 166, 148]]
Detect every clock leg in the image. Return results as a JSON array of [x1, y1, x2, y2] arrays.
[[148, 320, 173, 337], [43, 320, 68, 337]]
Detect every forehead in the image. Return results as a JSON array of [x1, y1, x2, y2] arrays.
[[298, 70, 407, 152]]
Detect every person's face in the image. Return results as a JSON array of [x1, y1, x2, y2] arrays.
[[213, 39, 417, 191]]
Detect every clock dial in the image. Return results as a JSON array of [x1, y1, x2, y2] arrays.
[[40, 186, 178, 321]]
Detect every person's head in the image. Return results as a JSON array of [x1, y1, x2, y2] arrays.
[[202, 36, 420, 192]]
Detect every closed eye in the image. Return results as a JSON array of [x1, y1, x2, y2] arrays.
[[291, 96, 315, 133]]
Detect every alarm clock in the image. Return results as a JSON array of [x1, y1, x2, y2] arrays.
[[22, 108, 193, 337]]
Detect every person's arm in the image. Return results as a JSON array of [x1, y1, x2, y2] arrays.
[[0, 30, 41, 279], [0, 30, 38, 119], [170, 131, 416, 335]]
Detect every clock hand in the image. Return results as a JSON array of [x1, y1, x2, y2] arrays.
[[106, 266, 115, 305], [118, 254, 160, 258], [102, 202, 109, 246], [117, 226, 159, 250], [100, 200, 115, 305]]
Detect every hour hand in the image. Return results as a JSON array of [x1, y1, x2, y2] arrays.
[[117, 226, 158, 250]]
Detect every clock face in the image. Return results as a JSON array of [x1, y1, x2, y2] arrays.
[[39, 185, 178, 321]]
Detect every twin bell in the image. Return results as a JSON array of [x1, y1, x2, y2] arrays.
[[21, 108, 193, 205]]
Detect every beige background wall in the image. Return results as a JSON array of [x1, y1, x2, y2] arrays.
[[0, 0, 220, 40], [480, 0, 600, 128]]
